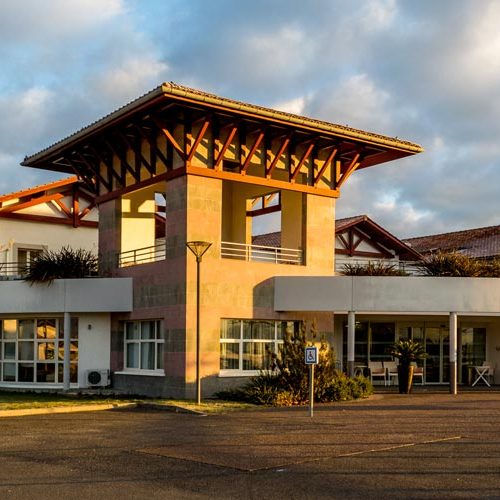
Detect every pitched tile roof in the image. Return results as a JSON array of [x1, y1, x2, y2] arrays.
[[403, 225, 500, 259], [23, 82, 423, 165], [252, 232, 281, 247]]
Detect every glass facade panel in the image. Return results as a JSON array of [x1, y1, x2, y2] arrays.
[[3, 320, 16, 340], [243, 321, 275, 340], [221, 320, 241, 339], [18, 342, 34, 361], [220, 343, 239, 370], [0, 318, 78, 384], [220, 319, 299, 372], [37, 319, 56, 339], [124, 320, 164, 372], [141, 342, 155, 370], [19, 320, 34, 339], [243, 342, 272, 370]]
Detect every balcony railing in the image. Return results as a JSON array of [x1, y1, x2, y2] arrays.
[[118, 242, 167, 268], [0, 262, 26, 280], [221, 241, 303, 265]]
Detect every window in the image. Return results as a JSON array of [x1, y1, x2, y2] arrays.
[[124, 320, 164, 372], [17, 247, 44, 275], [0, 317, 78, 384], [220, 319, 301, 374]]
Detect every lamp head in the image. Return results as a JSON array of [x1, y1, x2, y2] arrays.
[[186, 241, 212, 260]]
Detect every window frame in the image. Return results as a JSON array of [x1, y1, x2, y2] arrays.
[[219, 319, 300, 377], [122, 320, 165, 375]]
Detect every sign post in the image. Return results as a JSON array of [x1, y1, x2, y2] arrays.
[[305, 346, 318, 418]]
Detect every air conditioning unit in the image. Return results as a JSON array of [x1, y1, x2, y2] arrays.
[[86, 369, 110, 388]]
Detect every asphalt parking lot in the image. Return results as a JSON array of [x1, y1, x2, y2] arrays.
[[1, 392, 500, 499]]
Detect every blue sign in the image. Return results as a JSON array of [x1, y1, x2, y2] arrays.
[[305, 346, 318, 365]]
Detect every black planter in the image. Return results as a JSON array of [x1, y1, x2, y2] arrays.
[[397, 364, 414, 394]]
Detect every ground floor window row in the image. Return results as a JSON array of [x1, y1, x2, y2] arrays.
[[124, 320, 164, 372], [342, 320, 486, 384], [220, 319, 302, 374], [0, 317, 78, 383]]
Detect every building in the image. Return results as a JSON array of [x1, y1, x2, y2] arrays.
[[0, 176, 98, 277], [0, 177, 131, 389], [17, 82, 425, 396], [3, 82, 497, 395], [404, 225, 500, 260]]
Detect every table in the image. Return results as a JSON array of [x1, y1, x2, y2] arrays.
[[472, 365, 491, 387]]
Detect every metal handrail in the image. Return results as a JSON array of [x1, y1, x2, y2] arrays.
[[0, 262, 26, 279], [118, 242, 167, 267], [221, 241, 302, 265]]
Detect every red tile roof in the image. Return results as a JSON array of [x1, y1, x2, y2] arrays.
[[403, 225, 500, 259]]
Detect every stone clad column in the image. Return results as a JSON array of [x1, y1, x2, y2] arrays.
[[347, 311, 356, 377], [449, 312, 458, 394]]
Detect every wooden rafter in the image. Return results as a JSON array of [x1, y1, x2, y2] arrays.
[[266, 134, 291, 179], [133, 124, 171, 171], [314, 147, 337, 186], [214, 126, 238, 170], [117, 131, 155, 176], [0, 192, 64, 214], [151, 115, 186, 160], [290, 141, 315, 183], [336, 153, 361, 189], [187, 119, 210, 163], [82, 146, 114, 191], [241, 130, 264, 174]]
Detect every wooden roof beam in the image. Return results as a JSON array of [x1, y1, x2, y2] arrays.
[[151, 115, 186, 161], [241, 130, 265, 174], [314, 147, 338, 186], [214, 125, 238, 170], [266, 134, 291, 179], [290, 141, 315, 183]]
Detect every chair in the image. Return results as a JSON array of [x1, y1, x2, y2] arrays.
[[412, 364, 424, 385], [385, 361, 399, 386], [368, 361, 387, 386], [482, 361, 495, 385]]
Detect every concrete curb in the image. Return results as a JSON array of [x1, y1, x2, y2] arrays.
[[137, 402, 207, 416], [0, 402, 137, 418]]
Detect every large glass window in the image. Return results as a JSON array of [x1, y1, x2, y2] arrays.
[[0, 318, 78, 384], [220, 319, 300, 374], [342, 321, 395, 366], [124, 320, 164, 372]]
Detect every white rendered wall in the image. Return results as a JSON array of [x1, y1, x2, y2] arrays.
[[0, 219, 97, 263], [77, 314, 111, 387], [275, 276, 500, 315]]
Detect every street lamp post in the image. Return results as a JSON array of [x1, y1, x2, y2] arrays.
[[186, 240, 212, 404]]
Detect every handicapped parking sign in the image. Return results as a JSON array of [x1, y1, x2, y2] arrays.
[[305, 346, 318, 365]]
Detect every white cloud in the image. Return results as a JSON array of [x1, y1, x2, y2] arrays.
[[0, 0, 125, 43], [307, 74, 393, 133], [86, 56, 169, 106], [272, 96, 306, 115]]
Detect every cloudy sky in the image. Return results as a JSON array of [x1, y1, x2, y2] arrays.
[[1, 0, 499, 238]]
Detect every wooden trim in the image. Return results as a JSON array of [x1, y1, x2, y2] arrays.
[[0, 192, 64, 214], [0, 212, 97, 227], [54, 198, 72, 218], [95, 169, 184, 204], [335, 249, 389, 258], [246, 203, 282, 217], [186, 164, 339, 198], [0, 177, 78, 203]]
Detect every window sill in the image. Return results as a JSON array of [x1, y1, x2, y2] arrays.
[[219, 370, 266, 377], [114, 370, 165, 377]]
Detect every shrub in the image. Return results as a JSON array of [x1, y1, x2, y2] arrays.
[[23, 247, 98, 284], [216, 321, 373, 406], [416, 251, 500, 277], [341, 261, 408, 276]]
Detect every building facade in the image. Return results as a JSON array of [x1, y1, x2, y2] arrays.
[[21, 82, 423, 397]]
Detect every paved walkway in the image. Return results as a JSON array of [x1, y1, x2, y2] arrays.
[[1, 393, 500, 498]]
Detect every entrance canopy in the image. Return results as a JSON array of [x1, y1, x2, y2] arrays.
[[274, 276, 500, 315]]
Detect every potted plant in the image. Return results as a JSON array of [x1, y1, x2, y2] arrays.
[[389, 339, 428, 394]]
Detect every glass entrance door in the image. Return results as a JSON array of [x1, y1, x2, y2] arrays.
[[425, 326, 449, 383]]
